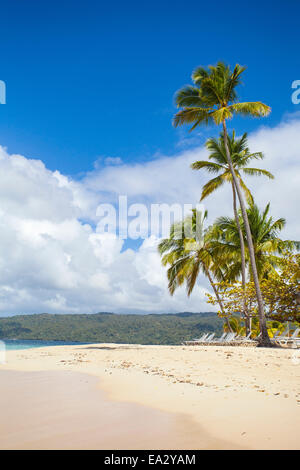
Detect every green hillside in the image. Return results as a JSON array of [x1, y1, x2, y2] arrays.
[[0, 312, 222, 345]]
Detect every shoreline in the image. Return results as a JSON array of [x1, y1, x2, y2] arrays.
[[0, 369, 225, 450], [0, 343, 299, 449]]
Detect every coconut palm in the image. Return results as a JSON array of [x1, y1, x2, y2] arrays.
[[174, 61, 272, 345], [192, 132, 274, 203], [224, 317, 246, 336], [208, 203, 299, 335], [210, 202, 300, 282], [158, 210, 232, 331], [191, 131, 274, 329]]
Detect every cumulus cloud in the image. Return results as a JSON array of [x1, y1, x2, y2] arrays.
[[0, 115, 299, 316], [0, 147, 209, 315], [247, 115, 300, 238]]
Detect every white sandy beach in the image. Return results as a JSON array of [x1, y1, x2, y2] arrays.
[[0, 343, 299, 450]]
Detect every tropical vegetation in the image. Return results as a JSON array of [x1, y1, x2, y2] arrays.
[[158, 210, 232, 331], [0, 312, 223, 345], [192, 131, 274, 330], [158, 61, 300, 346]]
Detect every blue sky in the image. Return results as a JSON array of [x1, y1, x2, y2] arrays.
[[0, 0, 299, 176], [0, 0, 299, 315]]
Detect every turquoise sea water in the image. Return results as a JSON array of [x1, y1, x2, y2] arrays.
[[1, 339, 89, 351]]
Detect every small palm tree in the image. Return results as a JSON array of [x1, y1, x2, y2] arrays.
[[192, 131, 274, 328], [174, 62, 272, 345], [158, 210, 232, 331], [210, 202, 300, 281], [225, 317, 246, 336]]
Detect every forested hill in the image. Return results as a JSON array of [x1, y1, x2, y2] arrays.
[[0, 312, 222, 345]]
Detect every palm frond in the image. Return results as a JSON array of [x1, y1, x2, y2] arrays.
[[191, 160, 224, 173], [200, 175, 226, 200], [211, 107, 233, 124], [175, 86, 205, 108], [242, 168, 274, 179], [225, 64, 246, 102], [228, 102, 271, 118], [173, 108, 214, 128], [238, 176, 253, 204], [192, 66, 210, 85], [239, 151, 264, 166]]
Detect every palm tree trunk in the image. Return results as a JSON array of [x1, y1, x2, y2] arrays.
[[206, 268, 233, 333], [231, 181, 249, 334], [222, 120, 271, 346]]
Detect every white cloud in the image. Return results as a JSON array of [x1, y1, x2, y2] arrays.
[[0, 115, 299, 316], [247, 116, 300, 239]]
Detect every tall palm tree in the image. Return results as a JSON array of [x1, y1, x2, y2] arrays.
[[158, 210, 232, 331], [191, 131, 274, 330], [174, 61, 272, 345]]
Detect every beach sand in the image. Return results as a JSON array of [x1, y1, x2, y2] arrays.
[[0, 369, 220, 450], [0, 343, 299, 449]]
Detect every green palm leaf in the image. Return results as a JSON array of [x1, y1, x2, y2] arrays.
[[242, 168, 274, 179], [190, 160, 224, 173], [228, 102, 271, 117], [200, 175, 227, 200]]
